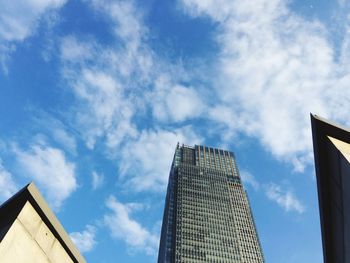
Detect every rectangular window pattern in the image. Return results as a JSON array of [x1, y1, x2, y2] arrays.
[[158, 144, 264, 263]]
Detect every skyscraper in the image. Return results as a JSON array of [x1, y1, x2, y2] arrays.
[[158, 144, 264, 263]]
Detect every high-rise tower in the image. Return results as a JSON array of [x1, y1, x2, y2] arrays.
[[158, 144, 264, 263]]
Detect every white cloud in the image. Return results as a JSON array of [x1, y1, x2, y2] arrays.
[[240, 170, 260, 191], [60, 36, 96, 63], [58, 2, 204, 164], [179, 0, 350, 171], [0, 160, 18, 202], [14, 142, 77, 210], [32, 113, 77, 155], [51, 127, 77, 155], [91, 171, 104, 190], [0, 0, 66, 42], [104, 196, 158, 255], [65, 66, 138, 150], [101, 0, 145, 45], [119, 127, 201, 192], [238, 170, 304, 214], [0, 0, 67, 71], [152, 75, 204, 122], [265, 183, 305, 214], [70, 225, 97, 253], [87, 0, 153, 81], [59, 3, 150, 151]]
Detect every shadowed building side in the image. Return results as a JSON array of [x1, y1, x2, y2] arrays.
[[0, 182, 85, 263], [311, 114, 350, 263]]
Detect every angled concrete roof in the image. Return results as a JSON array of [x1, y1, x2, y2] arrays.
[[0, 182, 85, 263], [311, 114, 350, 263]]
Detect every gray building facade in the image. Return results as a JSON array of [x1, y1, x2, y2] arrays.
[[158, 144, 264, 263]]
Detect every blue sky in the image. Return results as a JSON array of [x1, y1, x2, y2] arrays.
[[1, 0, 350, 262]]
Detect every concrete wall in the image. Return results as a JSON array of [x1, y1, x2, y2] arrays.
[[0, 201, 73, 263]]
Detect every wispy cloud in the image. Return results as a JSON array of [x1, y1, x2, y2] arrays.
[[0, 0, 67, 71], [32, 112, 78, 155], [151, 77, 204, 123], [104, 196, 158, 255], [119, 127, 201, 192], [0, 160, 18, 202], [265, 183, 305, 214], [239, 170, 305, 214], [0, 0, 66, 42], [240, 170, 260, 191], [13, 141, 77, 210], [91, 171, 104, 190], [60, 36, 97, 63], [64, 66, 138, 150], [70, 225, 97, 254]]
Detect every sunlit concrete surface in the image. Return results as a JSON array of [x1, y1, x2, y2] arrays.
[[0, 183, 85, 263]]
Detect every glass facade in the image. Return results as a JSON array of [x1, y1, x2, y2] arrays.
[[158, 144, 264, 263]]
